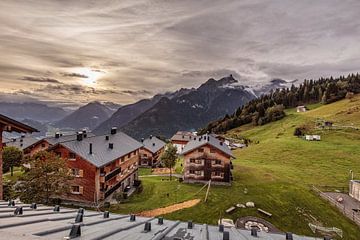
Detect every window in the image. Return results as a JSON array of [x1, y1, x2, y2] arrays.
[[121, 156, 125, 162], [41, 143, 46, 148], [71, 168, 79, 176], [71, 186, 80, 194], [189, 158, 195, 163], [127, 153, 131, 158], [69, 152, 76, 160], [189, 170, 195, 174], [213, 160, 222, 165], [198, 148, 204, 153]]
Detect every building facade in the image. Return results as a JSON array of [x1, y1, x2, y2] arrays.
[[349, 180, 360, 202], [50, 128, 141, 205], [139, 136, 166, 167], [182, 134, 234, 185]]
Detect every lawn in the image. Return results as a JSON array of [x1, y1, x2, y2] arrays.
[[3, 167, 24, 182], [109, 96, 360, 239]]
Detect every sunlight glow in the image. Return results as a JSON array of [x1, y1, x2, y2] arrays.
[[74, 68, 105, 86]]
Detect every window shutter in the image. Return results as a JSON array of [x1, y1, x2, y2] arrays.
[[79, 186, 84, 194], [79, 169, 84, 177]]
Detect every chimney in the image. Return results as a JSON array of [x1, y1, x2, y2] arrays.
[[77, 132, 83, 141], [111, 127, 117, 135], [20, 139, 23, 143], [220, 142, 223, 146], [109, 143, 114, 149], [89, 143, 93, 154], [82, 129, 87, 138], [149, 135, 153, 140], [55, 132, 60, 138], [105, 135, 109, 141], [141, 138, 144, 143], [12, 138, 16, 142], [152, 143, 155, 147], [21, 134, 25, 138], [207, 136, 210, 141]]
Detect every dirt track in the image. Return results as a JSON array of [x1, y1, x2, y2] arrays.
[[137, 199, 201, 217]]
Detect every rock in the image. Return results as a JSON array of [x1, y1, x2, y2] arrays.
[[246, 202, 255, 208], [236, 204, 246, 208]]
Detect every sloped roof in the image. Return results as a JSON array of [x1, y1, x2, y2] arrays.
[[0, 114, 38, 133], [5, 136, 39, 150], [170, 131, 196, 142], [59, 131, 142, 168], [181, 134, 234, 158], [0, 202, 316, 240], [142, 136, 166, 154]]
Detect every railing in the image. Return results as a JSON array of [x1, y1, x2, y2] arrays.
[[312, 185, 360, 227], [105, 167, 121, 181]]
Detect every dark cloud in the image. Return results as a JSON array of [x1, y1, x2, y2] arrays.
[[62, 73, 88, 78], [21, 76, 62, 84]]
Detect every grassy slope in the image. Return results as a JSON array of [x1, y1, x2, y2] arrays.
[[110, 96, 360, 239]]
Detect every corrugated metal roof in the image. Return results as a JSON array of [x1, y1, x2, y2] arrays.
[[45, 132, 95, 145], [142, 136, 166, 154], [60, 131, 142, 168], [0, 202, 317, 240], [181, 134, 234, 158], [5, 136, 39, 150]]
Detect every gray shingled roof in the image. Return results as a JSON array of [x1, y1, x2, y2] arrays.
[[45, 132, 95, 145], [5, 136, 39, 150], [59, 131, 142, 168], [170, 131, 196, 142], [181, 134, 234, 158], [0, 201, 317, 240], [142, 136, 166, 154]]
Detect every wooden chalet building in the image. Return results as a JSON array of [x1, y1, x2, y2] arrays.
[[23, 131, 95, 157], [139, 135, 166, 167], [181, 134, 234, 185], [0, 114, 37, 199], [50, 127, 142, 205], [4, 135, 38, 152], [170, 131, 196, 154]]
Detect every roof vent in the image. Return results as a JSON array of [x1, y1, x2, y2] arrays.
[[152, 143, 155, 147], [76, 132, 83, 141], [141, 138, 144, 143], [105, 135, 109, 141], [30, 203, 37, 210], [20, 139, 23, 142], [220, 142, 223, 146], [109, 143, 114, 149], [53, 205, 60, 212], [111, 127, 117, 135], [12, 138, 16, 142], [75, 213, 83, 223], [78, 208, 84, 214], [149, 135, 153, 139], [286, 232, 293, 240], [130, 214, 136, 221], [144, 222, 151, 232], [14, 206, 23, 215], [82, 129, 87, 134], [187, 221, 193, 229], [20, 143, 23, 147], [251, 227, 257, 237], [223, 231, 230, 240], [103, 211, 110, 218], [207, 136, 210, 141], [69, 224, 81, 239], [182, 135, 185, 139], [89, 143, 93, 154], [21, 134, 25, 138], [158, 217, 164, 225], [219, 224, 224, 232], [55, 132, 60, 138]]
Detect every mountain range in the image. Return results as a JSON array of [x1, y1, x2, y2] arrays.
[[0, 75, 291, 138]]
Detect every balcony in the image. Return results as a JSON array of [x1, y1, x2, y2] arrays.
[[105, 167, 121, 181]]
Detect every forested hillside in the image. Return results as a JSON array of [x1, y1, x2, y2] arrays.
[[200, 73, 360, 134]]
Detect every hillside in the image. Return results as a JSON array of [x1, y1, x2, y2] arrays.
[[56, 101, 112, 130], [111, 95, 360, 239]]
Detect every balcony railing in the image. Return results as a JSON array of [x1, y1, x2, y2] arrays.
[[105, 167, 121, 181]]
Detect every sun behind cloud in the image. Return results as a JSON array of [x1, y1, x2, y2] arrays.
[[73, 67, 105, 86]]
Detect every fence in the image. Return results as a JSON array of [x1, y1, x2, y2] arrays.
[[312, 186, 360, 227]]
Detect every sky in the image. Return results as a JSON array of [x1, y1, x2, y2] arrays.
[[1, 0, 360, 107]]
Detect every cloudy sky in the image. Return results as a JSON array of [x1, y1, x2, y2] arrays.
[[1, 0, 360, 107]]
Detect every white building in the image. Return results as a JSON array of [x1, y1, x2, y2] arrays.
[[349, 180, 360, 201]]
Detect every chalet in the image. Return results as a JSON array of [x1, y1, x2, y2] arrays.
[[181, 134, 234, 185], [305, 135, 321, 141], [24, 130, 95, 157], [170, 131, 196, 153], [0, 114, 37, 199], [50, 127, 142, 205], [296, 106, 307, 112], [349, 180, 360, 202], [139, 135, 166, 167]]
